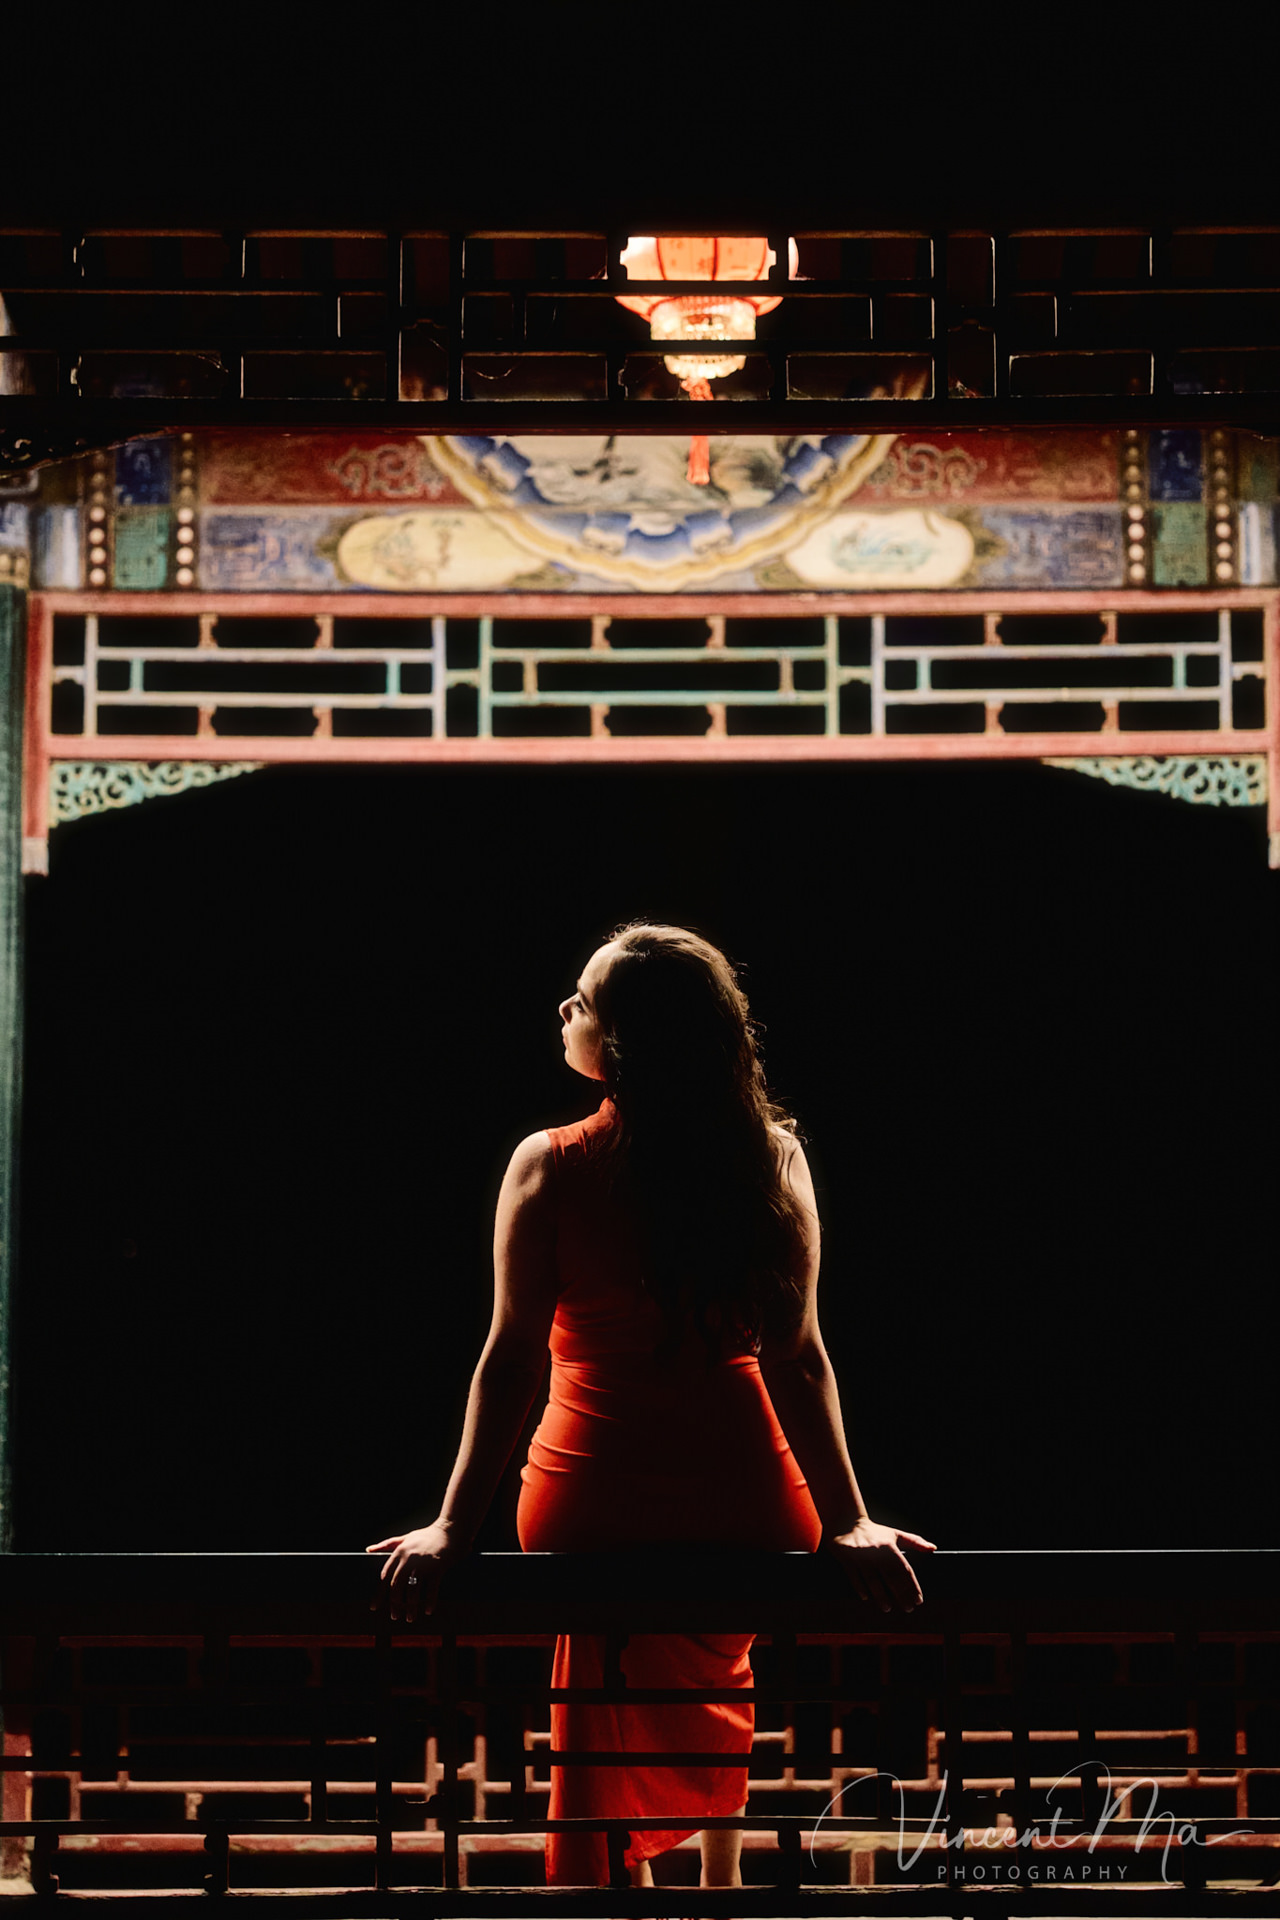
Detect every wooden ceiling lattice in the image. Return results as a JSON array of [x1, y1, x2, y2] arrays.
[[5, 229, 1280, 474]]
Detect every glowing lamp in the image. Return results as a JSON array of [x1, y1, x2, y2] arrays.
[[616, 235, 798, 482]]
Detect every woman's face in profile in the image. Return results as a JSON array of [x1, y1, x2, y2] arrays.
[[558, 943, 615, 1082]]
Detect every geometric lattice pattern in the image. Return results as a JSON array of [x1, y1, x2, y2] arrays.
[[7, 229, 1280, 476], [37, 601, 1270, 748], [6, 1609, 1280, 1900], [23, 588, 1277, 873]]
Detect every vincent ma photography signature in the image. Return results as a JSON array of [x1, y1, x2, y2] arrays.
[[809, 1765, 1256, 1884]]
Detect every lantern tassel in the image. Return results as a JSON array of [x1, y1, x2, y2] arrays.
[[681, 375, 714, 486]]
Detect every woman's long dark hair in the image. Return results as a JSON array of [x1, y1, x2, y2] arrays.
[[587, 923, 809, 1358]]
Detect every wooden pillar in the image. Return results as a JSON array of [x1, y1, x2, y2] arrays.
[[0, 583, 26, 1552]]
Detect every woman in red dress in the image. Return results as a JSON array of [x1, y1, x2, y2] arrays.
[[369, 924, 935, 1893]]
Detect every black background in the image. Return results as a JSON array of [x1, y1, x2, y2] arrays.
[[15, 760, 1277, 1551], [7, 8, 1280, 1554], [7, 8, 1280, 235]]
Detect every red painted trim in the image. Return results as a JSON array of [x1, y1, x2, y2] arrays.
[[25, 594, 1275, 866], [35, 589, 1280, 618], [46, 730, 1272, 768], [22, 594, 51, 848], [1266, 595, 1280, 851]]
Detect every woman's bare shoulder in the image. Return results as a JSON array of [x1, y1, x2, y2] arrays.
[[503, 1130, 555, 1193]]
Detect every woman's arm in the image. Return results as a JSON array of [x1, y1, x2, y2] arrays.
[[367, 1130, 559, 1622], [759, 1138, 935, 1612]]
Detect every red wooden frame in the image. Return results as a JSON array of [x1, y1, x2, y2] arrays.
[[24, 589, 1280, 866]]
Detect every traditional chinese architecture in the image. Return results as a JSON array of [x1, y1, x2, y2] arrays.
[[1, 32, 1278, 1907]]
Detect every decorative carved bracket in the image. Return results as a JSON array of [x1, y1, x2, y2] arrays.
[[1043, 755, 1267, 808], [23, 761, 264, 872]]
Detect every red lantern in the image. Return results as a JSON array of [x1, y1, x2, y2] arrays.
[[616, 236, 798, 484]]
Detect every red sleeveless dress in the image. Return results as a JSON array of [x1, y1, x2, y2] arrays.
[[516, 1098, 822, 1885]]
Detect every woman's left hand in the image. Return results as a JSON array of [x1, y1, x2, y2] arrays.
[[366, 1521, 463, 1625], [826, 1517, 936, 1613]]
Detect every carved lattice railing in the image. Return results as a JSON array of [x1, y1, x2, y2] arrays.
[[21, 589, 1278, 874], [3, 1551, 1280, 1914]]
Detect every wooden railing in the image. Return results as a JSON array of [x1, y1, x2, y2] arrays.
[[3, 1550, 1280, 1915]]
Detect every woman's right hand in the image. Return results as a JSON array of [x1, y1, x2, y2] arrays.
[[365, 1521, 463, 1624], [826, 1517, 935, 1613]]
